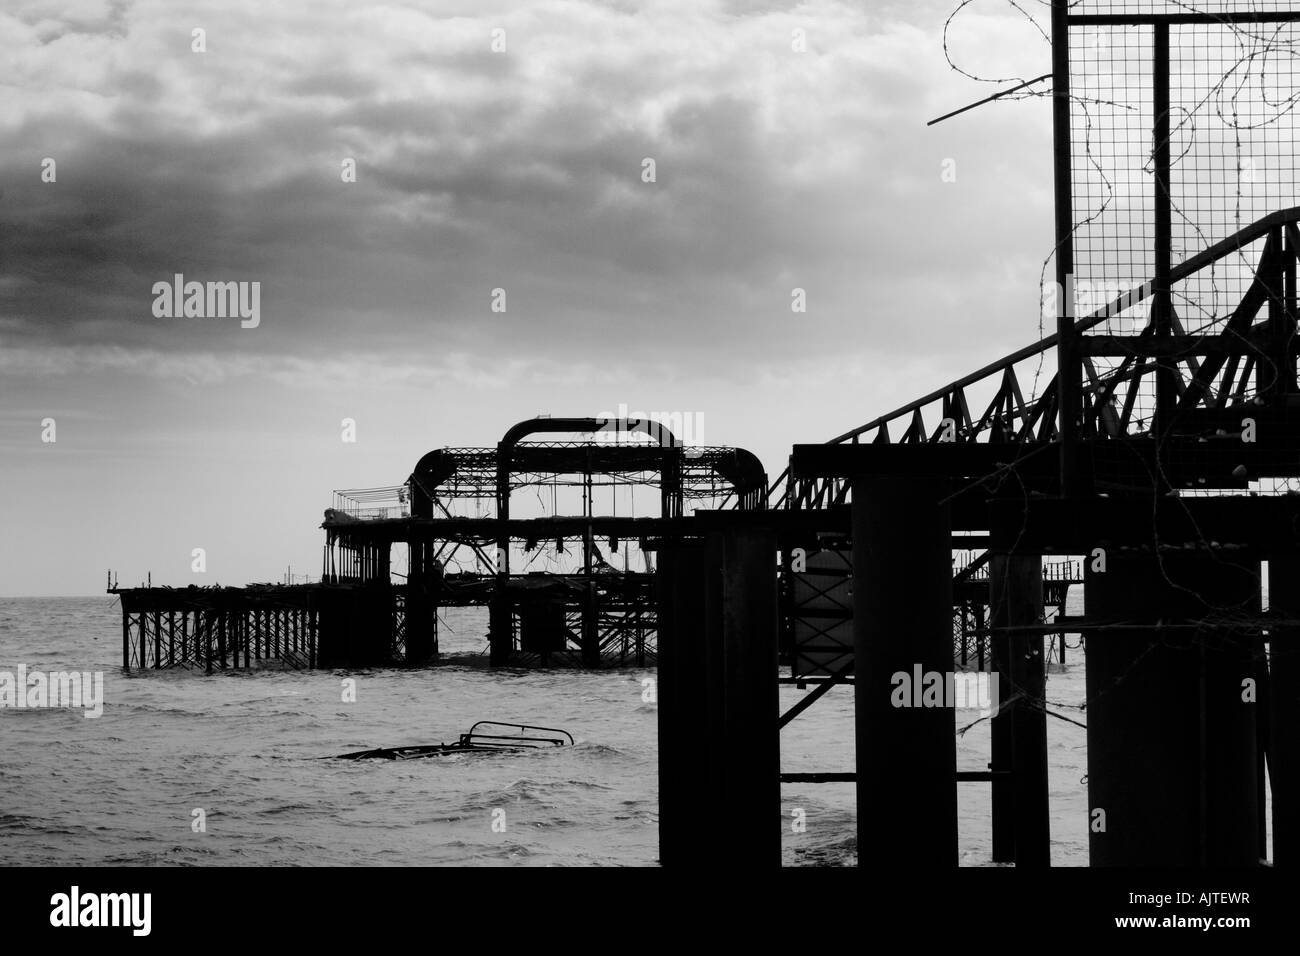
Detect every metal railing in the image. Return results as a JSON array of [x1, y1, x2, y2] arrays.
[[329, 485, 411, 520]]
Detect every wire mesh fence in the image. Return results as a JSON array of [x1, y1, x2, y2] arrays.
[[1066, 4, 1300, 428]]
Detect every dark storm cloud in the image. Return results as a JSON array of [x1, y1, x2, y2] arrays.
[[1, 0, 1076, 596], [1, 0, 1059, 386]]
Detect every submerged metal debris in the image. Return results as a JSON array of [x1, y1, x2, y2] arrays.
[[334, 721, 573, 760]]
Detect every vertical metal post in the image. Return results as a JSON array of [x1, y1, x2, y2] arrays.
[[583, 467, 593, 575], [1268, 226, 1291, 397], [582, 583, 599, 667], [488, 592, 512, 666], [1051, 0, 1079, 493], [1286, 229, 1297, 398], [1153, 22, 1175, 432], [656, 543, 712, 865], [960, 605, 969, 667], [582, 469, 597, 664], [218, 609, 227, 670], [1256, 649, 1271, 861], [492, 452, 513, 667], [1270, 557, 1300, 864], [719, 526, 780, 867], [852, 476, 957, 866], [702, 533, 727, 805], [430, 597, 439, 660], [990, 611, 1014, 862], [655, 546, 681, 866]]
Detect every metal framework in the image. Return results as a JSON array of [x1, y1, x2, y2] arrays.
[[322, 416, 767, 666], [755, 1, 1300, 869], [113, 585, 321, 672]]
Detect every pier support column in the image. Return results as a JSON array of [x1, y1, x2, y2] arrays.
[[702, 533, 727, 806], [717, 526, 780, 867], [1086, 551, 1260, 866], [581, 582, 600, 667], [991, 624, 1013, 862], [405, 589, 437, 664], [1269, 557, 1300, 865], [852, 476, 956, 867], [656, 543, 711, 866], [488, 590, 512, 666], [656, 527, 779, 867], [989, 553, 1049, 867], [405, 541, 439, 665]]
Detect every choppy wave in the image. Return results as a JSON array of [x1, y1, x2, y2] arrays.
[[1, 596, 1103, 865], [0, 598, 665, 866]]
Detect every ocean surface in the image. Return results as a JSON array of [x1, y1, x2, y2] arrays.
[[0, 595, 1100, 866]]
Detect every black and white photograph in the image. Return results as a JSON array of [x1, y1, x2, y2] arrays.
[[0, 0, 1294, 936]]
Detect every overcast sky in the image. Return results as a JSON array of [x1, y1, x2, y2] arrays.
[[0, 0, 1060, 595]]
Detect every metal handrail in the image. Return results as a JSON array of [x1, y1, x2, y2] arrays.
[[824, 206, 1300, 445], [462, 721, 574, 747]]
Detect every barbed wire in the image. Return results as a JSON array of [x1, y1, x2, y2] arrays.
[[937, 1, 1300, 676]]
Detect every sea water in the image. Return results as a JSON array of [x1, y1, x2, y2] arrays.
[[0, 595, 1101, 866]]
